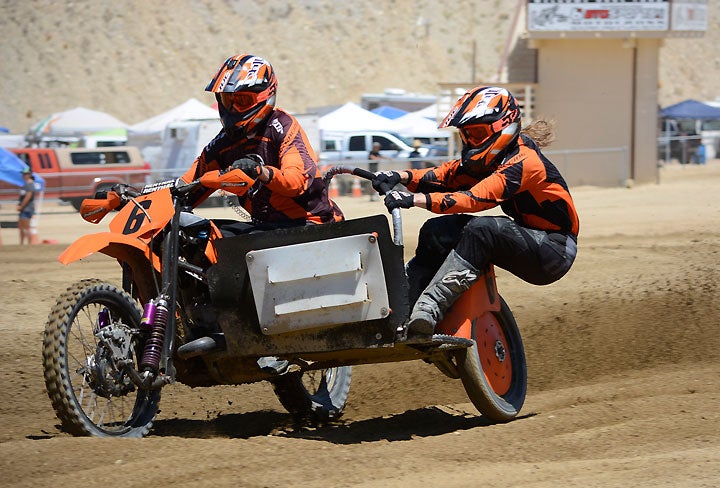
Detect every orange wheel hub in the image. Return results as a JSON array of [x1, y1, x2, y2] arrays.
[[476, 316, 512, 395]]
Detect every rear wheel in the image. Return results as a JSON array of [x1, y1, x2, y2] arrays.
[[456, 296, 526, 422], [271, 366, 352, 422], [42, 279, 161, 437]]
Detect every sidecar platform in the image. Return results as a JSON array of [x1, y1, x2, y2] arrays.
[[204, 215, 415, 369]]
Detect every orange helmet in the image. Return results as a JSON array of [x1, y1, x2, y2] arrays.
[[206, 54, 277, 137], [440, 86, 520, 172]]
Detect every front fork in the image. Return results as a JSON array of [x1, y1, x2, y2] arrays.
[[157, 208, 182, 379], [122, 206, 184, 390]]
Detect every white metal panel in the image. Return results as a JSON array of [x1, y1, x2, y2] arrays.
[[246, 233, 390, 335]]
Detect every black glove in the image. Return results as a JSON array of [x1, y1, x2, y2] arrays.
[[231, 157, 262, 178], [372, 170, 402, 195], [384, 190, 415, 211]]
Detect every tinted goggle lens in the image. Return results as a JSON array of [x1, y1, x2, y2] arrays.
[[460, 125, 493, 146], [459, 108, 519, 147], [219, 92, 259, 111]]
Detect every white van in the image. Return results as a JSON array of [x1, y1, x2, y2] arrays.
[[319, 131, 428, 163]]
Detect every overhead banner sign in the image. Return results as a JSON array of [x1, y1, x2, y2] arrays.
[[527, 0, 707, 35], [671, 1, 708, 31]]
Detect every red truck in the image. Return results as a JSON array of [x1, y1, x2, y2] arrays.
[[0, 146, 151, 210]]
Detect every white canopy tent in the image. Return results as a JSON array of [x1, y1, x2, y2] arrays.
[[29, 107, 128, 143], [393, 112, 450, 141], [127, 98, 219, 169], [318, 102, 400, 133], [128, 98, 218, 134], [410, 104, 441, 121]]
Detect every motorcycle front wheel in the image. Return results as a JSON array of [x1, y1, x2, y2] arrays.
[[42, 279, 161, 437], [456, 295, 527, 422], [271, 366, 352, 422]]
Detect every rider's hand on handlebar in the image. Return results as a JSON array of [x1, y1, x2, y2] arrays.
[[231, 157, 263, 179], [372, 171, 402, 195], [384, 190, 415, 211]]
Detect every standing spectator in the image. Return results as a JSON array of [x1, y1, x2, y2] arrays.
[[367, 141, 383, 201], [409, 139, 424, 169], [17, 168, 36, 245], [368, 141, 382, 172]]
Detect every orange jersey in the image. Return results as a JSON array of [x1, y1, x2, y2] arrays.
[[406, 135, 579, 237], [182, 108, 343, 224]]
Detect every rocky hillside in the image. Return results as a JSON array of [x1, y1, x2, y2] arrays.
[[0, 0, 717, 133]]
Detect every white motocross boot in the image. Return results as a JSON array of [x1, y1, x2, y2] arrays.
[[406, 250, 480, 336]]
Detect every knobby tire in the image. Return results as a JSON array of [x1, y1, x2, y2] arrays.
[[42, 279, 161, 437]]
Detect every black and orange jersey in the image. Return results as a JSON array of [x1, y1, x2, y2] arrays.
[[182, 108, 343, 224], [406, 135, 579, 237]]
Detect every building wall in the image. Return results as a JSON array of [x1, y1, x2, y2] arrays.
[[633, 38, 662, 185], [532, 37, 661, 187]]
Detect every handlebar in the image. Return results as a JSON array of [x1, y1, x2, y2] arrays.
[[172, 179, 202, 196], [350, 167, 377, 181], [137, 178, 202, 199], [325, 166, 403, 247], [105, 183, 141, 200]]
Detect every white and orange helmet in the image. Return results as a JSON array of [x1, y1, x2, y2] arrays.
[[206, 54, 277, 137], [440, 86, 521, 172]]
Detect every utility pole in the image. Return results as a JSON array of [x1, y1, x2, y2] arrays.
[[471, 40, 476, 83]]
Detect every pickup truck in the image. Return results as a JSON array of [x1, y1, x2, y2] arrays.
[[319, 130, 429, 167], [0, 146, 150, 210]]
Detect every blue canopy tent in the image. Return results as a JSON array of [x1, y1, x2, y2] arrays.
[[0, 147, 45, 190], [659, 100, 720, 164], [660, 99, 720, 120], [370, 105, 408, 120]]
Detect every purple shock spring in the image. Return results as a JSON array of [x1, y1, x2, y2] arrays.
[[140, 300, 168, 372]]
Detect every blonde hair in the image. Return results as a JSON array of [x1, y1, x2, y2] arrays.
[[521, 118, 556, 148]]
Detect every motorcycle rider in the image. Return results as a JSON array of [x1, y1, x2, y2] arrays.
[[181, 53, 344, 234], [181, 54, 344, 372], [372, 86, 579, 338]]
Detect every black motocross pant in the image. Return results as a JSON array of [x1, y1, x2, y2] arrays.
[[412, 214, 577, 287]]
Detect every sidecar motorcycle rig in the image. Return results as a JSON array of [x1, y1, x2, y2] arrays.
[[42, 166, 526, 437]]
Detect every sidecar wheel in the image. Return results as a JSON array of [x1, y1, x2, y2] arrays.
[[456, 296, 527, 422], [42, 279, 161, 437], [271, 366, 352, 421]]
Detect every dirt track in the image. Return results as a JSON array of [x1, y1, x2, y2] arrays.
[[1, 163, 719, 487]]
